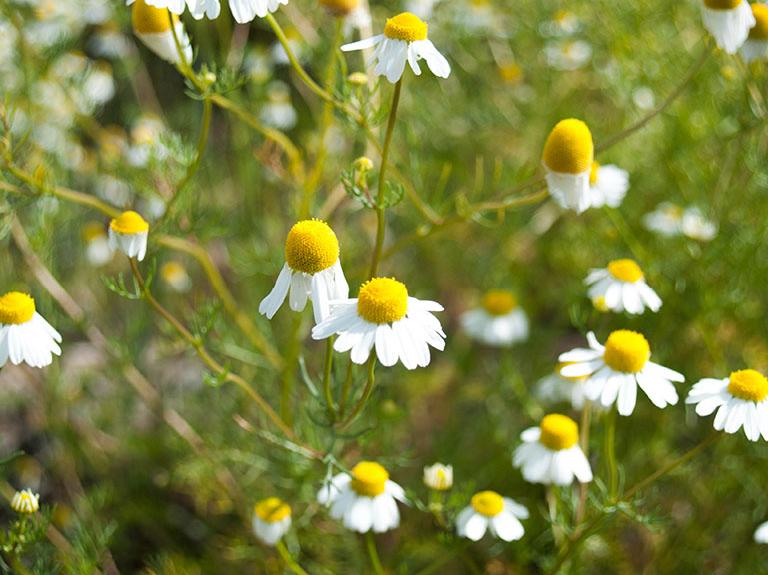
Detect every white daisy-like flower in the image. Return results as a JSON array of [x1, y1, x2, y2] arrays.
[[701, 0, 755, 54], [512, 414, 593, 486], [82, 222, 113, 267], [160, 261, 192, 293], [311, 277, 445, 370], [755, 520, 768, 543], [108, 210, 149, 261], [129, 0, 193, 64], [642, 203, 718, 242], [681, 207, 718, 241], [742, 4, 768, 62], [135, 0, 288, 22], [259, 219, 349, 324], [685, 369, 768, 442], [536, 363, 593, 410], [460, 290, 528, 347], [558, 330, 684, 416], [455, 491, 528, 542], [584, 259, 661, 315], [317, 461, 407, 533], [423, 463, 453, 491], [542, 119, 594, 214], [10, 489, 40, 514], [587, 162, 629, 209], [340, 12, 451, 84], [252, 497, 291, 546], [0, 292, 62, 369]]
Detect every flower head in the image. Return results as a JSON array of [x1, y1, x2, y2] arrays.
[[455, 491, 528, 541], [423, 463, 453, 490], [252, 497, 291, 546], [320, 0, 359, 16], [460, 289, 528, 347], [542, 119, 594, 213], [587, 162, 629, 208], [701, 0, 756, 54], [742, 3, 768, 62], [130, 0, 193, 64], [109, 210, 149, 261], [0, 292, 62, 368], [11, 489, 40, 514], [585, 259, 661, 315]]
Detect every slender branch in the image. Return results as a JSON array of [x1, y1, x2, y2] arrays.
[[322, 338, 337, 422], [276, 541, 310, 575], [336, 356, 376, 430], [365, 532, 385, 575]]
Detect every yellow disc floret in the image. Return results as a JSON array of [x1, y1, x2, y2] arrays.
[[749, 4, 768, 39], [727, 369, 768, 402], [539, 413, 579, 451], [481, 289, 518, 316], [470, 491, 504, 517], [603, 330, 650, 374], [589, 161, 600, 185], [350, 461, 389, 497], [0, 292, 36, 325], [319, 0, 359, 16], [110, 211, 149, 235], [254, 497, 291, 523], [703, 0, 742, 10], [607, 259, 644, 283], [132, 0, 177, 35], [542, 118, 594, 174], [357, 278, 408, 324], [284, 219, 339, 274], [384, 12, 428, 42]]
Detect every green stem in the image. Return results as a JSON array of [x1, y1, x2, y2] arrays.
[[338, 360, 354, 417], [604, 409, 618, 500], [336, 356, 376, 430], [275, 540, 309, 575], [322, 337, 336, 422], [365, 531, 385, 575], [368, 78, 403, 278]]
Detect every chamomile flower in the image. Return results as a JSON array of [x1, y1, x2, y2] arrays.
[[0, 292, 62, 369], [741, 3, 768, 62], [258, 220, 348, 324], [317, 461, 407, 533], [558, 331, 684, 416], [587, 162, 629, 209], [129, 0, 192, 64], [423, 463, 453, 490], [319, 0, 357, 17], [701, 0, 755, 54], [460, 290, 528, 347], [455, 491, 528, 542], [536, 363, 592, 410], [82, 222, 113, 267], [108, 210, 149, 261], [542, 119, 594, 214], [686, 369, 768, 441], [755, 520, 768, 543], [252, 497, 291, 546], [225, 0, 289, 24], [512, 414, 592, 486], [584, 259, 661, 315], [11, 489, 40, 514], [340, 12, 451, 83], [311, 277, 445, 370], [160, 261, 192, 293]]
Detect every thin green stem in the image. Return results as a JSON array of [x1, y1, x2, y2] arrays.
[[604, 409, 618, 500], [576, 402, 591, 525], [322, 337, 336, 422], [369, 78, 403, 278], [365, 531, 385, 575], [338, 360, 354, 418], [336, 356, 376, 430], [276, 540, 310, 575]]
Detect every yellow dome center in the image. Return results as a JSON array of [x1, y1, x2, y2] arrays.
[[607, 259, 644, 283], [319, 0, 359, 15], [539, 413, 579, 451], [589, 161, 600, 185], [284, 219, 339, 274], [384, 12, 428, 42], [357, 278, 408, 324], [481, 290, 517, 316], [350, 461, 389, 497], [542, 118, 594, 174], [131, 0, 177, 35], [703, 0, 742, 10], [603, 330, 650, 373], [110, 211, 149, 235], [727, 369, 768, 402], [0, 292, 36, 325], [749, 4, 768, 39], [470, 490, 504, 517], [254, 497, 291, 523]]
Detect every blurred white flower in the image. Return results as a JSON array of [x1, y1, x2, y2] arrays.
[[160, 261, 192, 293], [456, 491, 528, 541], [252, 497, 291, 546], [544, 40, 592, 71], [742, 4, 768, 62], [587, 162, 629, 209], [0, 292, 62, 369], [755, 520, 768, 543], [632, 86, 656, 110], [701, 0, 755, 54], [643, 203, 717, 241], [460, 290, 528, 347], [82, 222, 114, 267], [423, 463, 453, 490], [536, 363, 594, 410], [406, 0, 440, 19], [585, 259, 661, 315], [260, 82, 297, 129]]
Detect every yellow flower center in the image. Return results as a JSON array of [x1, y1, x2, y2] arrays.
[[589, 161, 600, 185], [284, 219, 339, 274], [750, 4, 768, 39], [603, 330, 650, 374], [592, 296, 608, 312], [539, 413, 579, 451], [481, 290, 517, 316], [434, 468, 449, 489], [557, 362, 588, 383], [350, 461, 389, 497], [82, 222, 106, 241], [110, 211, 149, 235], [319, 0, 359, 15], [542, 118, 594, 174], [703, 0, 742, 10], [0, 292, 36, 325], [131, 0, 177, 35], [384, 12, 428, 42], [254, 497, 291, 523], [357, 278, 408, 324], [727, 369, 768, 402], [607, 259, 644, 283], [470, 490, 504, 517]]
